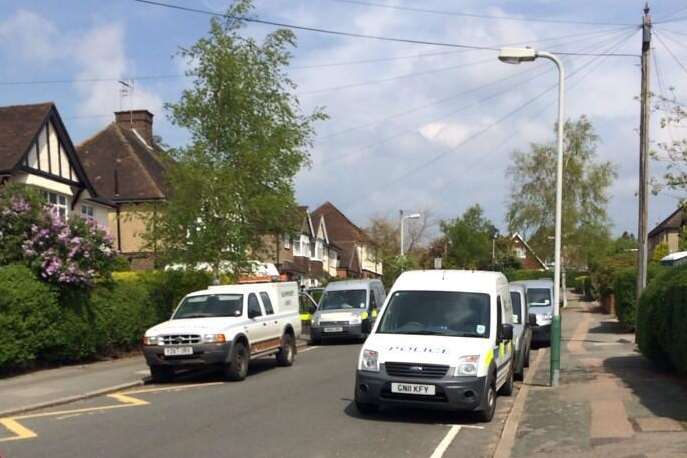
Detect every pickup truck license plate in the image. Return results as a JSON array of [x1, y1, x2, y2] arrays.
[[323, 327, 343, 333], [391, 383, 436, 395], [164, 346, 193, 356]]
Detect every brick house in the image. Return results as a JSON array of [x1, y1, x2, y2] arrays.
[[0, 102, 113, 225], [76, 110, 167, 269], [510, 233, 548, 271], [648, 206, 684, 256], [310, 201, 382, 279]]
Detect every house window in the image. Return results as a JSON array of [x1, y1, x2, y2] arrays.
[[81, 205, 95, 220], [282, 234, 291, 249], [43, 191, 69, 218], [514, 246, 526, 259], [315, 240, 324, 260], [293, 237, 301, 256], [301, 235, 311, 258]]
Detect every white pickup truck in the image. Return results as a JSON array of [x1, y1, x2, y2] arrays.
[[143, 282, 302, 382]]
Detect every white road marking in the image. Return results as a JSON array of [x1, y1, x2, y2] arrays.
[[135, 370, 150, 375], [430, 425, 462, 458], [299, 346, 319, 353]]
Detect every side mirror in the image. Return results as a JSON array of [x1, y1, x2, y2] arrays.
[[499, 323, 514, 341], [528, 313, 538, 327], [248, 308, 261, 319]]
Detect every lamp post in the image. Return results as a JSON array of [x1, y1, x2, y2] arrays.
[[498, 47, 565, 387], [400, 211, 421, 256]]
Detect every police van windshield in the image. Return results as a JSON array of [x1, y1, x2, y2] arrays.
[[527, 288, 552, 308], [173, 294, 243, 319], [377, 291, 491, 337], [319, 290, 367, 310], [510, 292, 523, 324]]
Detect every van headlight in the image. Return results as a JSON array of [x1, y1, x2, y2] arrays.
[[360, 349, 379, 372], [455, 355, 480, 376], [537, 313, 553, 322], [349, 316, 362, 325], [203, 334, 226, 344], [143, 335, 159, 346], [311, 315, 320, 326]]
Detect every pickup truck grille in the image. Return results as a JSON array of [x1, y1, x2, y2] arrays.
[[161, 334, 201, 345], [384, 362, 449, 379], [319, 321, 349, 326]]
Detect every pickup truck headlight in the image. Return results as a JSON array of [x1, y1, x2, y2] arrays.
[[143, 336, 159, 346], [360, 349, 379, 372], [455, 355, 480, 376], [203, 334, 226, 344]]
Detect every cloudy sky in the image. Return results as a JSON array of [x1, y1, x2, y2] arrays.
[[1, 0, 685, 236]]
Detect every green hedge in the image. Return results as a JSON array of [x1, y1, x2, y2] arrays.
[[637, 265, 687, 374], [0, 268, 212, 372], [0, 264, 61, 372], [504, 269, 554, 282], [611, 264, 665, 330]]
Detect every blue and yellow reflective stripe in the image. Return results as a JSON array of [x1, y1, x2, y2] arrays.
[[371, 309, 378, 318], [299, 313, 312, 321], [360, 311, 369, 320], [484, 348, 494, 366]]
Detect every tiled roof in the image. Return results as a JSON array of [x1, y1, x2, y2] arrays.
[[0, 102, 53, 171], [76, 122, 167, 201], [649, 207, 684, 238], [311, 201, 368, 273]]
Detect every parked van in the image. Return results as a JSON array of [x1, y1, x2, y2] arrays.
[[354, 270, 514, 422], [517, 279, 554, 345], [143, 282, 301, 382], [508, 282, 536, 380], [310, 279, 386, 344]]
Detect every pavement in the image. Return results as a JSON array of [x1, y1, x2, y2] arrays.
[[501, 293, 687, 458], [0, 340, 519, 458]]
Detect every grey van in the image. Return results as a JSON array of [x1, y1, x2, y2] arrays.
[[517, 279, 554, 346], [509, 283, 537, 380], [310, 279, 386, 344]]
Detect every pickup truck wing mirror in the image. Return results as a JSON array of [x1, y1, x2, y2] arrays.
[[528, 313, 538, 327]]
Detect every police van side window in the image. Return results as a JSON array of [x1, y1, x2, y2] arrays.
[[260, 292, 274, 315], [248, 293, 262, 317]]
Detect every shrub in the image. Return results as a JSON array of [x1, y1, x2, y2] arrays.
[[637, 265, 687, 374], [139, 270, 213, 322], [504, 269, 554, 282], [613, 267, 637, 328], [0, 264, 61, 372]]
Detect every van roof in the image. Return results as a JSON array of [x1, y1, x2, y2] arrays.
[[511, 279, 554, 289], [508, 283, 527, 293], [393, 270, 507, 294], [325, 279, 380, 291]]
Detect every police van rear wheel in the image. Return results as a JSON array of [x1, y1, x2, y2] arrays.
[[499, 365, 515, 396]]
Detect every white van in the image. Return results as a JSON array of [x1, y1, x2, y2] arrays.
[[310, 279, 386, 343], [354, 270, 514, 422], [143, 282, 301, 382]]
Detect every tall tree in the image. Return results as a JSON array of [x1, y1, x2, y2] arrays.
[[442, 204, 497, 270], [652, 91, 687, 196], [506, 116, 616, 267], [152, 0, 326, 278]]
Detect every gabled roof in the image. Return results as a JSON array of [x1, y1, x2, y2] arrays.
[[648, 206, 684, 238], [76, 122, 167, 202], [0, 102, 53, 172], [311, 201, 369, 273], [311, 213, 330, 244], [511, 233, 548, 270]]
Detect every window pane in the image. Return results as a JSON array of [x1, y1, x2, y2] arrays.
[[248, 293, 262, 317], [260, 292, 274, 315]]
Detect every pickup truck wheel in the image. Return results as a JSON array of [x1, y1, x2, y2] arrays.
[[355, 401, 379, 415], [476, 382, 496, 422], [276, 333, 296, 367], [499, 365, 515, 396], [150, 366, 173, 383], [223, 342, 249, 381]]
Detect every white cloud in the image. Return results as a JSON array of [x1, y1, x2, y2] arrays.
[[0, 10, 60, 62]]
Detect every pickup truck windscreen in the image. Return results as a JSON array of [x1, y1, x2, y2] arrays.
[[527, 288, 552, 308], [319, 290, 367, 310], [377, 291, 491, 338], [173, 294, 243, 319]]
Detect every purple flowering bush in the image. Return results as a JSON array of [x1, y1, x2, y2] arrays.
[[0, 184, 116, 288]]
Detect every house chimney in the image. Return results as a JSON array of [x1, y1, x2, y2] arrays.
[[114, 110, 154, 145]]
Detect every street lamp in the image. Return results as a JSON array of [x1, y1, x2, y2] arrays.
[[400, 211, 421, 256], [499, 47, 565, 387]]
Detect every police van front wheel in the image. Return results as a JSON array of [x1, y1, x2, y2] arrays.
[[476, 383, 496, 422]]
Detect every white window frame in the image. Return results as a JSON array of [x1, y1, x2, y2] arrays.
[[293, 237, 301, 256], [43, 191, 69, 219], [81, 205, 95, 220], [300, 235, 311, 258], [282, 233, 291, 249], [514, 246, 526, 259]]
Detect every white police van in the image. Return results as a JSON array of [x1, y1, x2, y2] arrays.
[[354, 270, 514, 422]]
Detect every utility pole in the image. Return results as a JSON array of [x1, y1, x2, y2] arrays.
[[636, 3, 652, 325], [399, 210, 405, 257]]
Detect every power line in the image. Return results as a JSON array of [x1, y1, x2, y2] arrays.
[[0, 74, 183, 86], [654, 5, 687, 23], [654, 32, 687, 77], [326, 0, 635, 27], [133, 0, 639, 57]]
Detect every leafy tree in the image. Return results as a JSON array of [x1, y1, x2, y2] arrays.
[[441, 204, 497, 269], [652, 91, 687, 194], [506, 116, 616, 268], [152, 0, 326, 279]]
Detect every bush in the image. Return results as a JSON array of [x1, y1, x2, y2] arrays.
[[139, 270, 213, 322], [637, 265, 687, 374], [504, 269, 553, 282], [613, 267, 636, 328], [0, 264, 61, 372]]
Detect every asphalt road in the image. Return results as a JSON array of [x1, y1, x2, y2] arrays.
[[0, 342, 520, 458]]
